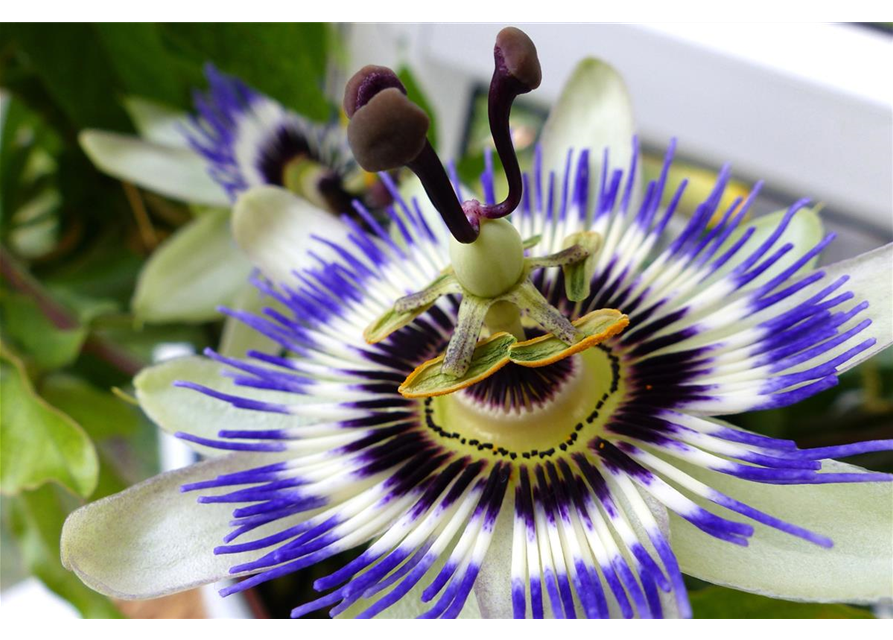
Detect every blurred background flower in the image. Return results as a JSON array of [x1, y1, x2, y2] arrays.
[[1, 22, 890, 619]]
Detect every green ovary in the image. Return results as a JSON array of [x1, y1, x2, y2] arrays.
[[449, 218, 525, 297]]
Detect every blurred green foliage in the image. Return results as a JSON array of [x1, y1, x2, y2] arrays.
[[689, 586, 874, 619]]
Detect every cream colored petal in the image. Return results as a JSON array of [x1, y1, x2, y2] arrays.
[[61, 452, 290, 600], [79, 130, 229, 207], [132, 210, 251, 323], [231, 186, 352, 283], [121, 96, 192, 149], [670, 458, 893, 604], [218, 283, 282, 358], [540, 59, 640, 221], [134, 355, 310, 456]]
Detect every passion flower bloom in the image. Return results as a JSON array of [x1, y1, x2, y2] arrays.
[[62, 28, 893, 619], [79, 65, 383, 325]]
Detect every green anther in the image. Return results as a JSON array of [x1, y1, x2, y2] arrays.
[[509, 309, 628, 366], [507, 281, 583, 345], [399, 332, 516, 398], [442, 294, 495, 377], [399, 309, 629, 398]]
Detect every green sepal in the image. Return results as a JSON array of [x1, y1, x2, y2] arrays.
[[399, 332, 516, 398], [509, 309, 628, 366], [561, 231, 602, 302]]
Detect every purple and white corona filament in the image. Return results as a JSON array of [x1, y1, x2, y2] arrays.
[[61, 27, 893, 619]]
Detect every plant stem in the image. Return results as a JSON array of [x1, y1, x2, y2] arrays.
[[0, 248, 144, 376]]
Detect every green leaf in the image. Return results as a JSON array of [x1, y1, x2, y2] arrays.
[[159, 23, 332, 121], [39, 374, 139, 441], [8, 485, 123, 618], [0, 291, 87, 370], [3, 24, 132, 131], [397, 65, 439, 150], [132, 208, 252, 324], [88, 316, 210, 369], [399, 332, 516, 398], [93, 24, 193, 109], [690, 586, 873, 619], [42, 237, 144, 312], [0, 349, 98, 498], [0, 97, 62, 227]]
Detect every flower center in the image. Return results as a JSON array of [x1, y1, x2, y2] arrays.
[[423, 345, 624, 460]]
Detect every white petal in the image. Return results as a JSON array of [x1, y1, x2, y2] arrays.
[[540, 59, 640, 218], [231, 186, 351, 283], [772, 242, 892, 376], [121, 96, 192, 149], [134, 355, 311, 456], [706, 206, 824, 290], [132, 210, 252, 323], [218, 283, 281, 358], [61, 452, 287, 600], [669, 458, 893, 604], [821, 243, 893, 373], [79, 130, 229, 207], [472, 493, 514, 618], [473, 487, 676, 618]]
